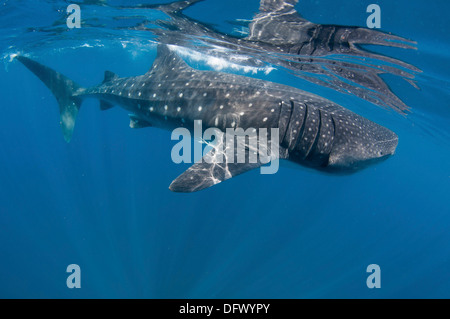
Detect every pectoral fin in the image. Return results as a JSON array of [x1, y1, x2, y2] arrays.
[[129, 114, 151, 129], [100, 100, 114, 111], [169, 131, 284, 192], [169, 156, 262, 193], [258, 0, 299, 13]]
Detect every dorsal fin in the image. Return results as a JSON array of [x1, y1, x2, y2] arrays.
[[154, 0, 204, 14], [259, 0, 298, 13], [247, 0, 304, 43], [103, 70, 118, 83], [148, 45, 190, 73]]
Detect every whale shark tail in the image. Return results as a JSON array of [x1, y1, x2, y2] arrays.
[[16, 56, 85, 143]]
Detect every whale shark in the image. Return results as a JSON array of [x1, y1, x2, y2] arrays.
[[135, 0, 419, 113], [17, 45, 397, 192]]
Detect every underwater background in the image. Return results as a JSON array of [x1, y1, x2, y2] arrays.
[[0, 0, 449, 298]]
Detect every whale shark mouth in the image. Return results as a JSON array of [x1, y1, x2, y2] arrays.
[[327, 134, 398, 172]]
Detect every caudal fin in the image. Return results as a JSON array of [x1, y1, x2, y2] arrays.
[[16, 56, 84, 142]]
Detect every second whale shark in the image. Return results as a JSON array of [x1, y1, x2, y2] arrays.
[[134, 0, 419, 113], [17, 45, 398, 192]]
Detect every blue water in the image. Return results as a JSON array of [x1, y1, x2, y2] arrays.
[[0, 0, 449, 298]]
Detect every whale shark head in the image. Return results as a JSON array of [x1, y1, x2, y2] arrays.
[[326, 119, 398, 171]]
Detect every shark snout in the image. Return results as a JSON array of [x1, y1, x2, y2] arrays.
[[327, 127, 398, 171], [372, 134, 398, 158]]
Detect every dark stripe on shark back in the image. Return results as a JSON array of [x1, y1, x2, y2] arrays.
[[305, 109, 335, 166], [281, 100, 306, 152], [278, 99, 334, 164], [325, 26, 336, 53], [306, 108, 322, 160], [303, 105, 321, 158], [279, 101, 336, 166], [288, 101, 308, 157], [296, 102, 308, 151], [294, 25, 340, 56], [278, 100, 293, 146], [320, 111, 336, 164], [302, 27, 319, 56], [293, 102, 321, 159]]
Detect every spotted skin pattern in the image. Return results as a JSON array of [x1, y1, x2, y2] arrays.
[[17, 45, 397, 192]]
